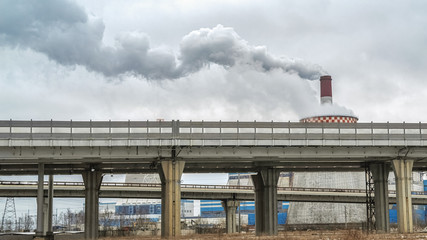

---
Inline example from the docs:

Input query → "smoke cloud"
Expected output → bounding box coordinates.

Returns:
[299,103,357,120]
[0,0,325,80]
[178,25,325,80]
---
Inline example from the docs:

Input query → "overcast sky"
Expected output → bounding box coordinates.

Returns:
[1,0,427,122]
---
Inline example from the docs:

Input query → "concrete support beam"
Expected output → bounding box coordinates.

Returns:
[43,197,48,234]
[158,160,185,238]
[222,200,239,234]
[83,169,103,240]
[370,163,390,233]
[251,168,280,236]
[36,163,45,237]
[47,175,54,238]
[392,159,414,233]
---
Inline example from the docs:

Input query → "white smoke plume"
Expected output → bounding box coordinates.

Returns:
[178,25,325,80]
[299,103,358,120]
[0,0,325,80]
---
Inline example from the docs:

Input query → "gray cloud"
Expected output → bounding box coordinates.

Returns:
[2,0,427,122]
[0,0,324,80]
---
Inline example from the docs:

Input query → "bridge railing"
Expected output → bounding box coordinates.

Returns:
[1,180,426,195]
[0,120,426,146]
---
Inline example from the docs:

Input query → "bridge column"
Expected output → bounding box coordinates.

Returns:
[251,169,280,236]
[392,159,414,233]
[83,169,103,240]
[42,175,54,239]
[36,163,45,238]
[158,160,185,238]
[222,200,239,234]
[370,163,390,233]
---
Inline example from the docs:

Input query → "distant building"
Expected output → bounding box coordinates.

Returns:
[199,173,290,225]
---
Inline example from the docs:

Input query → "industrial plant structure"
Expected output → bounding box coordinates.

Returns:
[289,75,365,225]
[114,75,425,230]
[300,75,358,123]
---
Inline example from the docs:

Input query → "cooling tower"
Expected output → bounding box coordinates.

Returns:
[125,173,160,184]
[287,75,365,226]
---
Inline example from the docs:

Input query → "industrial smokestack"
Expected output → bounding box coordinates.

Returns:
[300,74,358,123]
[320,75,332,104]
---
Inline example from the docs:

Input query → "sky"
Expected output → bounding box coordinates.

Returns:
[1,0,427,218]
[1,0,426,122]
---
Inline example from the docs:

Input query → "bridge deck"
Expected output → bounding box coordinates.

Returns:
[1,181,427,204]
[0,120,427,174]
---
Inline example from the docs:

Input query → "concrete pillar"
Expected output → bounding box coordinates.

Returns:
[47,175,54,238]
[43,197,49,234]
[158,160,185,238]
[370,163,390,233]
[392,159,414,233]
[83,169,103,240]
[222,200,239,234]
[36,163,45,237]
[251,168,280,236]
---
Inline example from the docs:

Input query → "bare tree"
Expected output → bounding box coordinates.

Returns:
[23,211,34,231]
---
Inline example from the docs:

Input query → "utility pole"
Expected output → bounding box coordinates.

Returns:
[238,202,241,233]
[55,208,58,227]
[237,173,241,233]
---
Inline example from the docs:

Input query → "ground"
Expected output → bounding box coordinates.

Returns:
[100,230,427,240]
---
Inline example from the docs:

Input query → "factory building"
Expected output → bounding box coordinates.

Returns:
[113,196,200,219]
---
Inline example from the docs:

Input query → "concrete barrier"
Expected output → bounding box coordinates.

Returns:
[0,234,33,240]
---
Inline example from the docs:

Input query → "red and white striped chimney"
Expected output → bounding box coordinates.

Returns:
[320,75,332,104]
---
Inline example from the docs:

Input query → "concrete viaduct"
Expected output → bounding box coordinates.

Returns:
[0,120,427,239]
[1,181,427,204]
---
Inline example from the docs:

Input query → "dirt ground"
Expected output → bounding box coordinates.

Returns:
[100,230,427,240]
